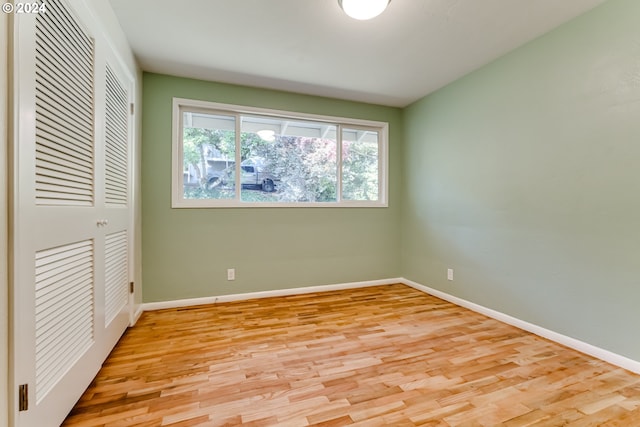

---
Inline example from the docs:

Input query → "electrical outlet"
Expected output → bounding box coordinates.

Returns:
[447,268,454,281]
[227,268,235,281]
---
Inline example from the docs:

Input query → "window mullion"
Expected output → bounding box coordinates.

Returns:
[336,124,342,203]
[175,106,185,205]
[235,113,242,201]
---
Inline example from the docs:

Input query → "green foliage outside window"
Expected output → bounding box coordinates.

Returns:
[182,126,379,203]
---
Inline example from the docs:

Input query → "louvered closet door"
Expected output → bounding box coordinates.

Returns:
[100,61,132,356]
[12,1,132,425]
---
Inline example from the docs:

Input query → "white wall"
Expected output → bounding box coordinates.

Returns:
[2,11,10,427]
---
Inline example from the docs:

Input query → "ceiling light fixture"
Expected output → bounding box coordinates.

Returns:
[338,0,391,20]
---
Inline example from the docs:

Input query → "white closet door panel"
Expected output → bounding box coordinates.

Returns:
[35,91,94,138]
[31,0,100,418]
[11,0,123,425]
[34,43,93,94]
[33,237,96,406]
[35,139,93,171]
[36,2,93,67]
[104,231,128,327]
[35,151,93,179]
[35,65,93,113]
[35,0,94,208]
[32,164,93,188]
[100,57,132,355]
[105,65,129,207]
[31,208,97,249]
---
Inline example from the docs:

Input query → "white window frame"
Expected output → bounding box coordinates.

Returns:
[172,98,389,208]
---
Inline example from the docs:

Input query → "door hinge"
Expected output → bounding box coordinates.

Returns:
[130,103,135,115]
[18,384,28,411]
[129,281,134,293]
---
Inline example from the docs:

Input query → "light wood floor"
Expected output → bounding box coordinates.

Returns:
[63,284,640,426]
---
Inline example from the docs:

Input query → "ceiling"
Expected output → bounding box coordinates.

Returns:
[108,0,607,107]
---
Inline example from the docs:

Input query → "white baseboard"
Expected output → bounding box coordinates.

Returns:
[401,278,640,375]
[142,278,403,312]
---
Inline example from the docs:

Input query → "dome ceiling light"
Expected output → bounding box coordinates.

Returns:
[338,0,391,20]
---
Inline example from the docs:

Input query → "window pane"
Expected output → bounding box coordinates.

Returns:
[342,129,379,201]
[182,111,236,200]
[240,116,337,203]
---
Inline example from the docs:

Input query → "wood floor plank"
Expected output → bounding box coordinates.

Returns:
[63,284,640,426]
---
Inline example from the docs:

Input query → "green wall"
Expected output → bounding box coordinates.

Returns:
[402,0,640,360]
[142,74,402,302]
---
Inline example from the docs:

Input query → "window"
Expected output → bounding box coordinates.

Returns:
[172,98,388,208]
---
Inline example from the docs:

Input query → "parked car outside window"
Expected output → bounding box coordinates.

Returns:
[206,157,279,192]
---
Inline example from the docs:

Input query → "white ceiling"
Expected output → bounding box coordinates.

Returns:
[108,0,607,107]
